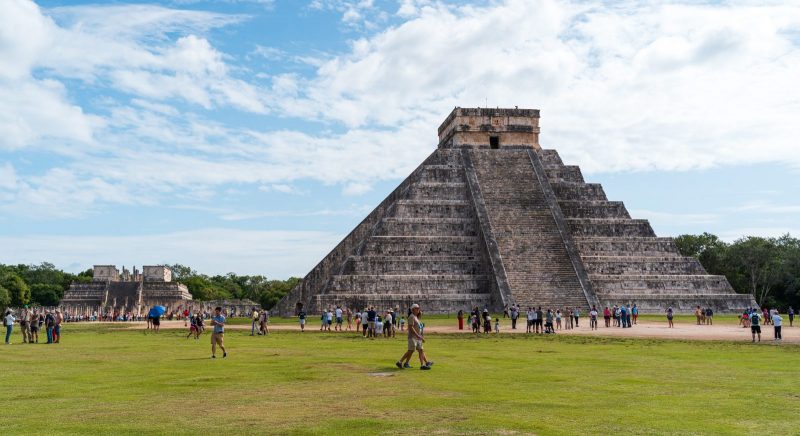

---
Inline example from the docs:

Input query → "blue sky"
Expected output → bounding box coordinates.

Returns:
[1,0,799,277]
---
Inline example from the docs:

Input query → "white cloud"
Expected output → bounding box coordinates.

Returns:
[342,181,373,196]
[281,1,800,174]
[258,184,308,195]
[0,228,342,277]
[3,0,800,222]
[0,163,17,190]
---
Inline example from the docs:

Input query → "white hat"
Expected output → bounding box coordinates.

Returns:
[411,304,420,310]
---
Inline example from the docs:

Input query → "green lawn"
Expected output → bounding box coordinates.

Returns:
[1,323,798,435]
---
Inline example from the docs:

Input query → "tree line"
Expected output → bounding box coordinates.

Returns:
[674,233,799,309]
[2,234,798,311]
[0,262,299,310]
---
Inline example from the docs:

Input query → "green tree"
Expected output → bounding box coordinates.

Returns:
[30,283,62,306]
[1,272,31,306]
[725,236,782,306]
[674,232,728,275]
[0,285,10,310]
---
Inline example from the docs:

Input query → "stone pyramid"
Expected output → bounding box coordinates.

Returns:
[276,108,756,315]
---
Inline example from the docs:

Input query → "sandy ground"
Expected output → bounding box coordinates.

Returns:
[130,319,800,344]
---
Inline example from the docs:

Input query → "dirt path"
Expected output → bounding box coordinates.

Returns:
[125,319,800,344]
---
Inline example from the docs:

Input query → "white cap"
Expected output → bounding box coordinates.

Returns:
[411,304,420,310]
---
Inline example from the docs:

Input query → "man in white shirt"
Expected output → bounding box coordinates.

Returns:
[335,306,343,331]
[4,310,15,344]
[772,312,783,341]
[526,308,534,333]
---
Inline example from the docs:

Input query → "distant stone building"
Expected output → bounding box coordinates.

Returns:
[61,265,193,315]
[276,107,756,315]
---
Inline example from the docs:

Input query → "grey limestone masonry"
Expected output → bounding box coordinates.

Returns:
[275,107,757,315]
[61,265,193,315]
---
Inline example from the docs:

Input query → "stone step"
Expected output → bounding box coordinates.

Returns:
[378,217,478,236]
[420,165,465,182]
[545,165,584,183]
[583,258,705,275]
[589,274,734,294]
[567,219,656,237]
[558,200,631,219]
[574,237,680,256]
[393,200,474,219]
[537,149,563,167]
[552,182,608,201]
[330,274,491,294]
[407,182,469,200]
[344,255,484,275]
[362,236,482,257]
[469,148,588,308]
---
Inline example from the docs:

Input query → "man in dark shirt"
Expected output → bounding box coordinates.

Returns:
[535,307,544,334]
[750,310,761,342]
[367,307,377,338]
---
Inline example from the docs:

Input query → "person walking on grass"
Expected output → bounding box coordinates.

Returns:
[250,308,259,336]
[632,304,639,325]
[706,307,713,325]
[750,309,761,343]
[396,304,433,370]
[772,311,782,341]
[788,306,794,327]
[666,307,674,328]
[298,308,307,332]
[260,309,269,335]
[211,307,227,359]
[535,307,543,334]
[346,307,353,331]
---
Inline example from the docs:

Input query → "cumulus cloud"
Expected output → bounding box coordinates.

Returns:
[2,0,800,222]
[283,0,800,174]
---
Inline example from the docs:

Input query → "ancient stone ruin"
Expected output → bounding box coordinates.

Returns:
[276,107,757,315]
[61,265,193,315]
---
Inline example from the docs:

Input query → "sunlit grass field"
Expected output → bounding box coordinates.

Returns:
[1,322,798,435]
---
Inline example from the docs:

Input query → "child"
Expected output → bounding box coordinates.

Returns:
[399,316,405,331]
[494,318,500,333]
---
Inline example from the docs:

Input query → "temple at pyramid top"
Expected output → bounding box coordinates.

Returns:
[276,107,756,316]
[438,107,541,149]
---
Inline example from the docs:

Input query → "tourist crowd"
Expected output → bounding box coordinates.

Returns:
[3,307,64,344]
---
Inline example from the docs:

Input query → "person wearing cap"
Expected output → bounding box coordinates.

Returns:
[396,304,433,370]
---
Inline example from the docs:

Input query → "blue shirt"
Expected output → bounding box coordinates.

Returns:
[212,315,225,333]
